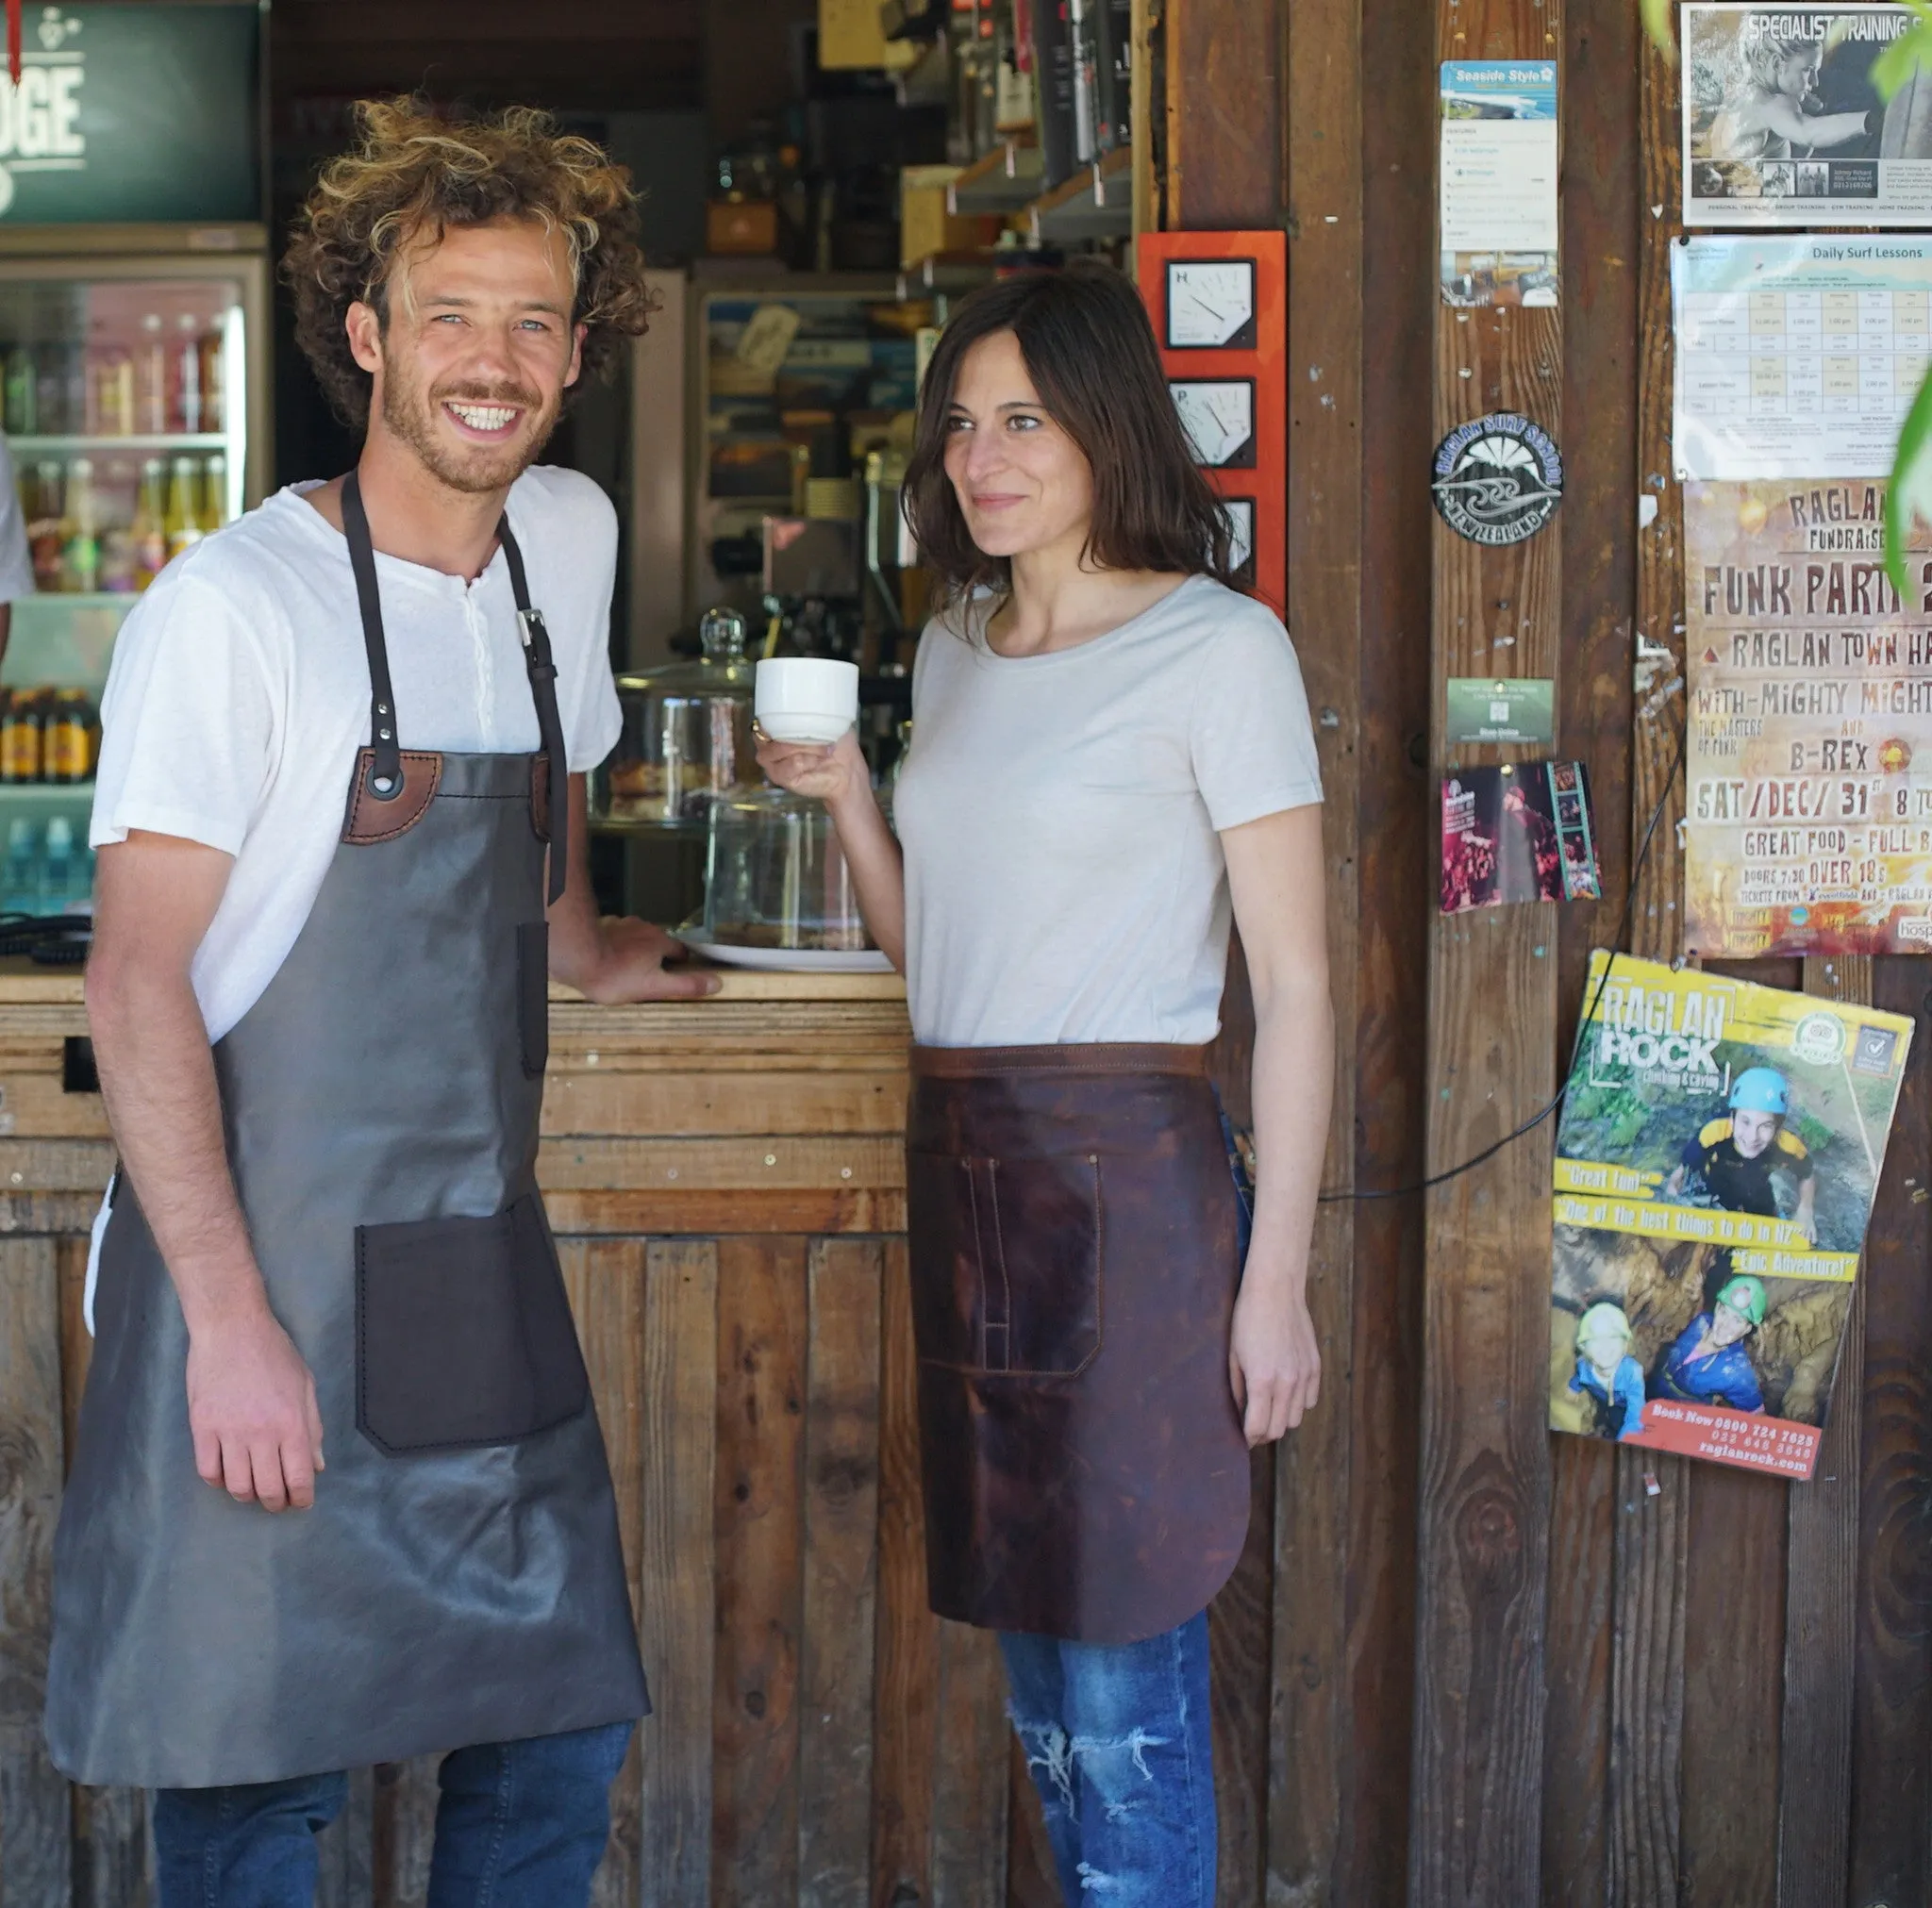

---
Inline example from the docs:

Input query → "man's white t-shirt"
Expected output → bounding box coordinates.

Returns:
[891,573,1324,1049]
[92,466,624,1043]
[0,435,37,603]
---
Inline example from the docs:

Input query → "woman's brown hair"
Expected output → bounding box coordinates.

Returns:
[283,97,655,427]
[901,259,1234,602]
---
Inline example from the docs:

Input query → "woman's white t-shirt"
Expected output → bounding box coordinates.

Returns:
[91,468,624,1044]
[891,574,1323,1049]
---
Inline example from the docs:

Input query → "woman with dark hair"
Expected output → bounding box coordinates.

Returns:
[758,260,1330,1902]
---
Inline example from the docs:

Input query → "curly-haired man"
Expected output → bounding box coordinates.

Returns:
[45,99,712,1908]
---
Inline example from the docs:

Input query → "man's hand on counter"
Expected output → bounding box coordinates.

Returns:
[549,773,721,1002]
[571,914,722,1003]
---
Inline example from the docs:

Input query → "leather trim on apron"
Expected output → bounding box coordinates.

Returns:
[44,474,646,1788]
[906,1041,1251,1646]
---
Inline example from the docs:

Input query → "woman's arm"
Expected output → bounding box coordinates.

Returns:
[1223,803,1334,1444]
[1754,96,1869,148]
[756,732,908,971]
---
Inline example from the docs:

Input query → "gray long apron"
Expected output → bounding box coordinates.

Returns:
[44,475,648,1788]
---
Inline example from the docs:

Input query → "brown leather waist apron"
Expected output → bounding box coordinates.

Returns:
[906,1041,1250,1645]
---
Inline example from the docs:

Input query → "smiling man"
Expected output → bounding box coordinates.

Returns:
[43,101,712,1908]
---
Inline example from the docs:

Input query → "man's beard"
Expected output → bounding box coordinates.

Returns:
[379,353,558,495]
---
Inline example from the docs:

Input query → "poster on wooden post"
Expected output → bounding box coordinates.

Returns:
[1683,477,1932,956]
[1549,952,1911,1481]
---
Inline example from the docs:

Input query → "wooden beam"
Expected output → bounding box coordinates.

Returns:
[1346,0,1439,1889]
[1411,1,1562,1900]
[1163,0,1284,228]
[1775,955,1871,1903]
[1609,21,1692,1902]
[1268,0,1363,1897]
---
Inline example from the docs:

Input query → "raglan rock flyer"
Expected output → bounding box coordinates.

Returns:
[1550,952,1910,1481]
[1685,476,1932,956]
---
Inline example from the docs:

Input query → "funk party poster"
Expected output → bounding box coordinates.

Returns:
[1550,953,1910,1481]
[1686,478,1932,956]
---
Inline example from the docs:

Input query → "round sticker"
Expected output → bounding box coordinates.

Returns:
[1792,1010,1847,1067]
[1431,412,1564,546]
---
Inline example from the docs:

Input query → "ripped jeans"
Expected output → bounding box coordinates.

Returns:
[999,1610,1217,1903]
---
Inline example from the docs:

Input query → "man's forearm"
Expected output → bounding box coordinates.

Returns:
[89,962,265,1330]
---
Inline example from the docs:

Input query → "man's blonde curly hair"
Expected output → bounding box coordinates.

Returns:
[284,97,655,427]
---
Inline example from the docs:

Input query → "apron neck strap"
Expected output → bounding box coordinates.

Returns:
[498,515,571,905]
[339,473,570,904]
[340,471,402,800]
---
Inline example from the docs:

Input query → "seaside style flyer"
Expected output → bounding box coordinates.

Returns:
[1549,953,1911,1481]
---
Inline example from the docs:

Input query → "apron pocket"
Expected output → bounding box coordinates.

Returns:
[907,1151,1104,1378]
[518,921,549,1078]
[355,1194,589,1454]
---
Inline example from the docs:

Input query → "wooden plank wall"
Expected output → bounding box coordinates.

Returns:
[1412,1,1563,1902]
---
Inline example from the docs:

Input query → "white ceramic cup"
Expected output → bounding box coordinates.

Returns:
[755,656,860,745]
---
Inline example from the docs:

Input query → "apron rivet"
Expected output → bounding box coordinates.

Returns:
[765,1153,777,1167]
[841,1167,853,1179]
[373,775,394,794]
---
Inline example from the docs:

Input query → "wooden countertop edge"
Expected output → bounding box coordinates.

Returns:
[0,956,907,1008]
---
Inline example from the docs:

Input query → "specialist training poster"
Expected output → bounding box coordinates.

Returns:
[1685,5,1932,226]
[1550,953,1910,1482]
[1685,478,1932,956]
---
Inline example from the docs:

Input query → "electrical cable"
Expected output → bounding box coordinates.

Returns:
[1318,721,1690,1204]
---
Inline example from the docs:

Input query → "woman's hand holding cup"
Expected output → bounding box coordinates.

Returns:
[755,727,869,813]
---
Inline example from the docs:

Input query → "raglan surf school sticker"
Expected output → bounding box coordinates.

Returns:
[1431,412,1564,546]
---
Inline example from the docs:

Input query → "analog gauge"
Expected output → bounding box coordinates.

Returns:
[1165,258,1257,350]
[1169,380,1257,468]
[1220,497,1256,584]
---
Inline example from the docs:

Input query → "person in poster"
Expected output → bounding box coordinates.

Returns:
[1663,1066,1819,1239]
[1567,1302,1650,1441]
[1651,1275,1771,1413]
[1704,26,1873,167]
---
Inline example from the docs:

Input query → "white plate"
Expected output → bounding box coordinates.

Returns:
[680,936,894,973]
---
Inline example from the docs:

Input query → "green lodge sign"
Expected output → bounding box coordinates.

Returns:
[0,6,259,224]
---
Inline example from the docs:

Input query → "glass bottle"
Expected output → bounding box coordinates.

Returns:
[132,456,167,587]
[164,454,205,558]
[28,458,62,592]
[47,689,95,782]
[90,340,134,438]
[3,816,36,912]
[1,691,43,783]
[203,451,227,528]
[198,325,224,435]
[137,313,168,434]
[61,456,98,593]
[41,816,73,914]
[175,312,203,433]
[4,340,36,436]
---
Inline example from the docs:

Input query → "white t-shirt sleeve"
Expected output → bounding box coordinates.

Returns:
[0,436,35,603]
[1189,606,1324,831]
[90,566,280,855]
[539,474,623,774]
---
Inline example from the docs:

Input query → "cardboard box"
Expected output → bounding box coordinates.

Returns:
[899,165,1003,270]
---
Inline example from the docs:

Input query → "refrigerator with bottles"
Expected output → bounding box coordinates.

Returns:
[0,0,267,929]
[0,231,269,925]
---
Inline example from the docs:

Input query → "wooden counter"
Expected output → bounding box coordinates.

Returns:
[0,965,1026,1908]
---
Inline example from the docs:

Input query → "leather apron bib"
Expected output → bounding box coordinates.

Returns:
[906,1041,1251,1646]
[45,475,647,1788]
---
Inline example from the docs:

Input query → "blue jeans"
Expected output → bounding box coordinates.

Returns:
[152,1720,633,1908]
[1001,1611,1218,1905]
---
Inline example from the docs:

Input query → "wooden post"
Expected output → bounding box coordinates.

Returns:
[1269,0,1364,1900]
[1411,1,1561,1900]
